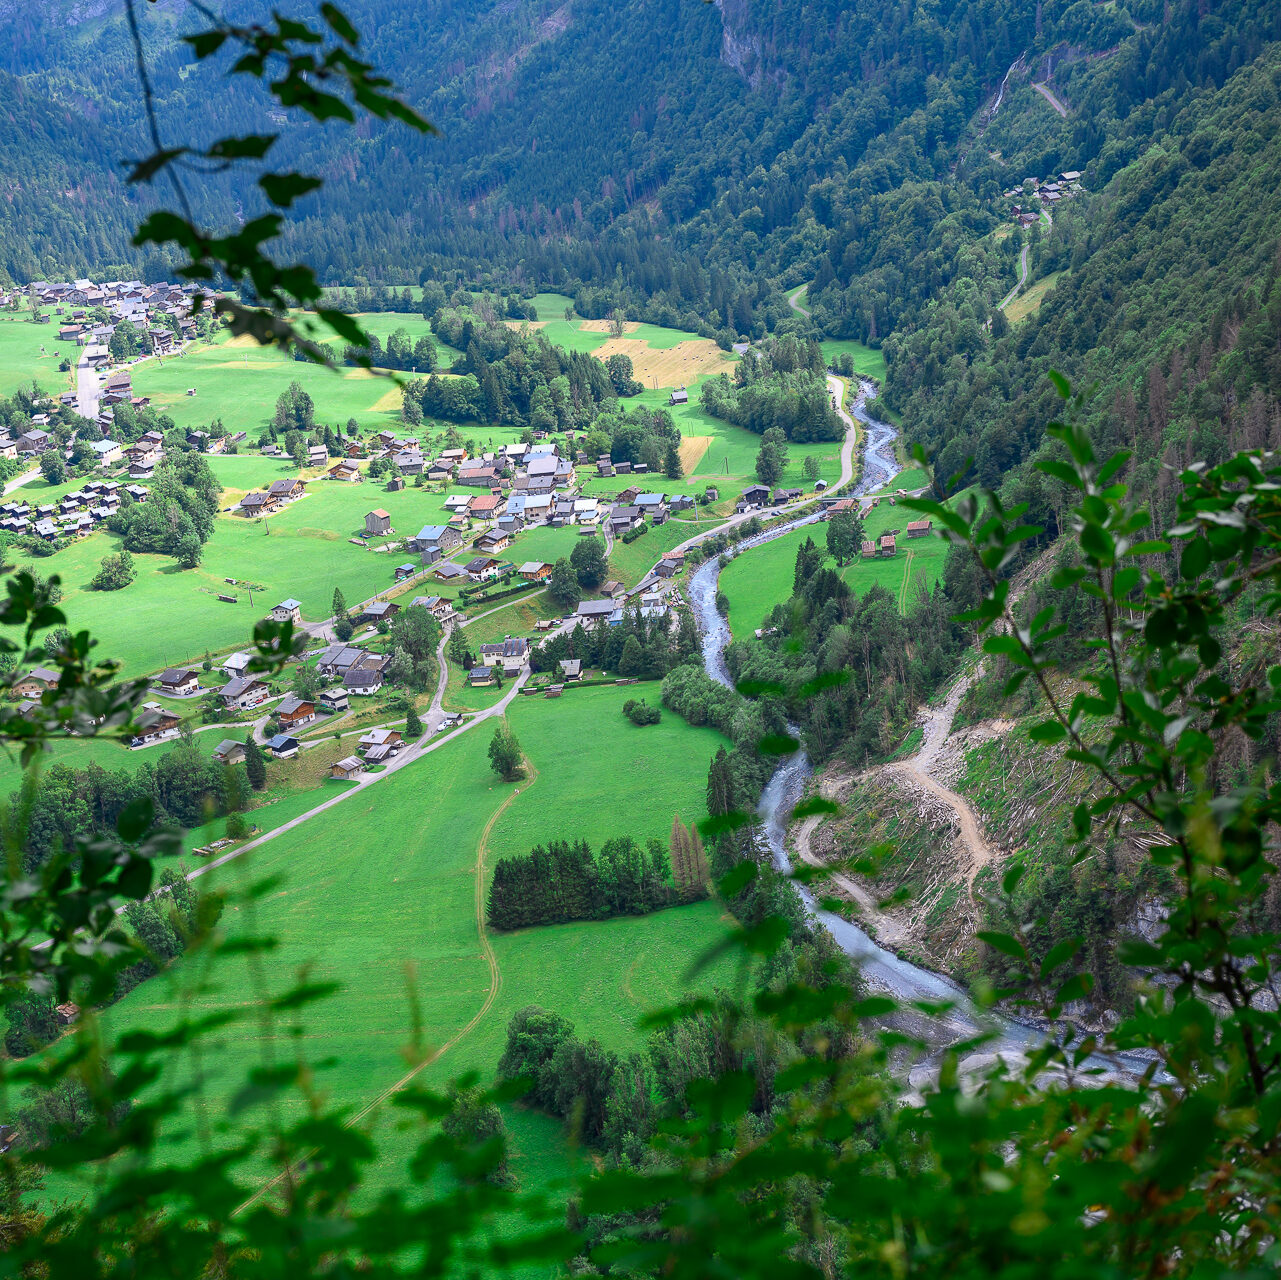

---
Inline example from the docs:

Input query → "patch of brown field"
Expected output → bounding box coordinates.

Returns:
[223,334,260,349]
[502,318,551,330]
[592,336,735,388]
[579,318,639,334]
[371,386,403,412]
[678,435,712,473]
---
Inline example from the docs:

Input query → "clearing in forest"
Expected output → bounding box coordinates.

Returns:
[1006,270,1066,324]
[593,335,735,388]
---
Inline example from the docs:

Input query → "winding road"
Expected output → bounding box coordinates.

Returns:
[998,243,1031,311]
[1032,81,1069,117]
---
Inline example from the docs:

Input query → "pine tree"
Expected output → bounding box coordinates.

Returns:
[332,586,347,618]
[670,814,691,894]
[405,704,423,736]
[243,738,267,791]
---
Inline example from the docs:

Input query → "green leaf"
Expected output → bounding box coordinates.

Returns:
[320,1,360,43]
[258,172,323,208]
[1180,537,1211,580]
[1047,370,1071,399]
[977,930,1027,960]
[1028,719,1066,743]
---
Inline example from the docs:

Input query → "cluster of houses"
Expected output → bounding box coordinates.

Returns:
[0,478,146,542]
[1004,170,1084,225]
[30,278,200,351]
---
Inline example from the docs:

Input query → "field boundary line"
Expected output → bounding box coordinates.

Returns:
[232,725,537,1217]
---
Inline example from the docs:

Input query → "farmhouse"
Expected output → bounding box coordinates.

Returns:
[609,505,643,535]
[575,599,616,625]
[343,655,388,695]
[479,636,529,676]
[558,658,583,682]
[272,598,303,624]
[519,561,551,582]
[213,740,247,765]
[906,519,933,537]
[414,524,462,554]
[434,562,467,582]
[156,667,200,697]
[363,600,400,623]
[359,728,403,757]
[276,694,316,729]
[364,509,392,535]
[739,484,770,508]
[328,460,362,482]
[239,492,276,516]
[467,666,496,687]
[457,463,500,488]
[468,493,502,517]
[669,386,688,406]
[308,444,329,468]
[268,478,306,503]
[11,667,60,698]
[132,702,181,745]
[330,754,365,781]
[217,677,270,710]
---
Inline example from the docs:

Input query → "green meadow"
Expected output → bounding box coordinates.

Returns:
[0,308,78,400]
[820,338,887,383]
[719,501,950,640]
[67,688,735,1206]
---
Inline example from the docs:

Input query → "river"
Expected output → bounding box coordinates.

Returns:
[686,382,1158,1074]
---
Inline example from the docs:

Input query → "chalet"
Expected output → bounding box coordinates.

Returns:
[276,694,316,729]
[221,651,253,679]
[390,449,424,475]
[125,484,149,503]
[653,559,679,580]
[364,508,392,536]
[331,756,364,780]
[575,599,616,625]
[213,740,247,765]
[157,666,200,697]
[343,662,386,696]
[394,562,417,582]
[457,464,500,488]
[434,562,468,582]
[218,676,271,711]
[359,727,403,758]
[465,556,501,582]
[559,658,583,682]
[879,534,897,557]
[268,477,306,503]
[772,487,802,505]
[479,637,529,677]
[272,598,303,624]
[426,463,452,483]
[362,601,399,626]
[318,687,349,713]
[55,1002,80,1027]
[308,444,329,468]
[129,458,156,480]
[609,505,643,535]
[468,493,503,518]
[266,733,300,759]
[90,438,123,466]
[906,519,933,538]
[344,440,366,459]
[740,484,770,508]
[635,493,667,518]
[18,428,52,454]
[328,460,362,482]
[669,386,688,406]
[413,524,462,556]
[601,579,626,600]
[387,476,406,492]
[669,494,695,512]
[467,666,496,687]
[239,491,276,516]
[11,667,60,699]
[814,479,828,491]
[519,561,551,582]
[475,530,510,555]
[443,494,472,514]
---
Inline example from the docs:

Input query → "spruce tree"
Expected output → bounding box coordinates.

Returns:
[405,704,423,736]
[243,737,267,791]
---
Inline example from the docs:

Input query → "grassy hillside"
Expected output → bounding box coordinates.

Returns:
[52,689,733,1206]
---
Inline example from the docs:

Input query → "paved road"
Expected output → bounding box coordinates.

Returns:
[998,243,1030,311]
[3,469,41,495]
[787,284,812,319]
[1032,81,1068,117]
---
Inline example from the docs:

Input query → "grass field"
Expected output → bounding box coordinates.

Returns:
[719,502,951,640]
[820,339,887,383]
[62,690,735,1209]
[0,307,77,399]
[1007,270,1067,324]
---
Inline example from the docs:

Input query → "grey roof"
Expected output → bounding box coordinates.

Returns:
[343,667,382,689]
[277,694,311,715]
[214,739,244,757]
[317,644,365,670]
[267,734,299,751]
[159,667,198,684]
[220,676,266,698]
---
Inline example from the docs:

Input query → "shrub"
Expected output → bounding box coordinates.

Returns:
[623,698,661,725]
